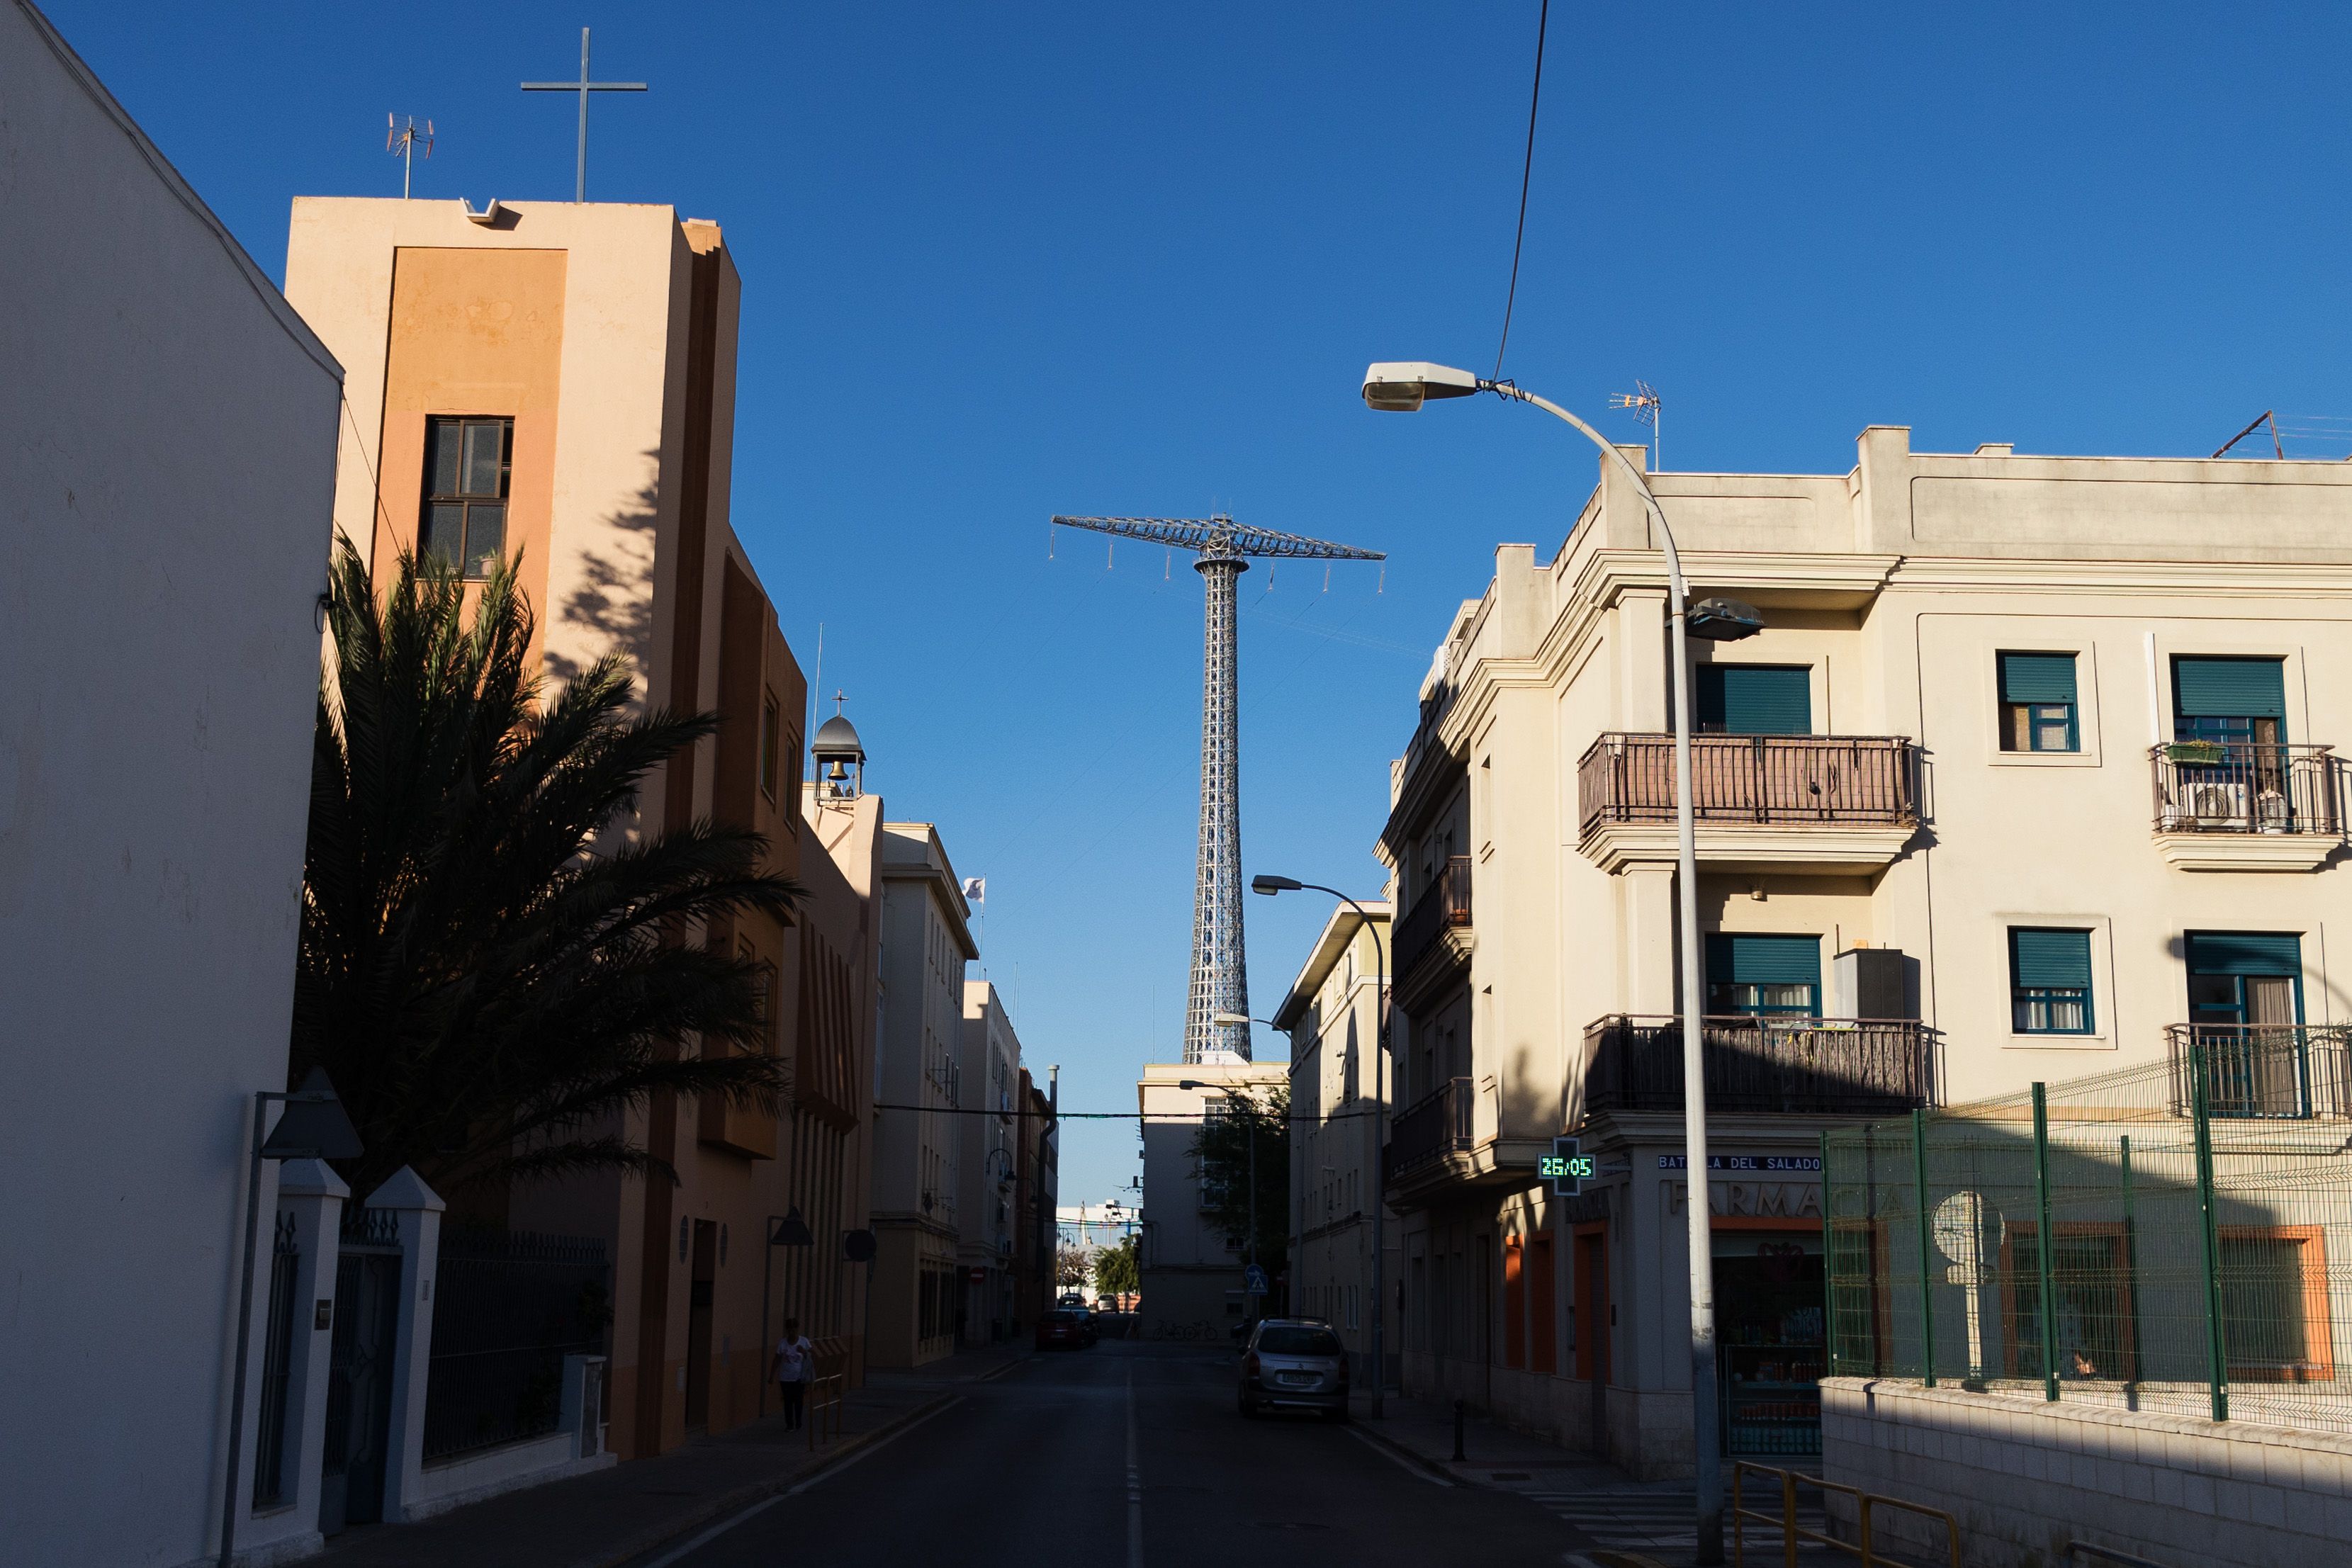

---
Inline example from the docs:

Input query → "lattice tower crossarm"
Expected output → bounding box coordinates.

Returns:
[1049,514,1385,1064]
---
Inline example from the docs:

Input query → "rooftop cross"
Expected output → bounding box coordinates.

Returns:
[521,27,646,203]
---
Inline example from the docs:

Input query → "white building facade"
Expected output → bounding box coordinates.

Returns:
[1136,1061,1288,1340]
[955,981,1026,1341]
[0,8,346,1564]
[1383,427,2352,1476]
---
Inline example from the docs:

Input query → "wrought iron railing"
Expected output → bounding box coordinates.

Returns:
[423,1228,611,1462]
[253,1212,300,1507]
[2149,743,2340,835]
[1582,1015,1937,1117]
[1394,856,1472,977]
[1384,1076,1475,1182]
[1577,733,1919,836]
[2165,1023,2352,1119]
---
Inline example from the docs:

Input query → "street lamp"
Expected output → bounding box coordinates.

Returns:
[1362,361,1759,1564]
[1249,874,1390,1419]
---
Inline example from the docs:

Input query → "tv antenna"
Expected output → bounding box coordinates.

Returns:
[386,115,434,201]
[2212,409,2284,461]
[1610,380,1662,472]
[1047,514,1382,1065]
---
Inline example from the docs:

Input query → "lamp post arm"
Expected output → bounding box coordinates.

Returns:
[1473,380,1721,1561]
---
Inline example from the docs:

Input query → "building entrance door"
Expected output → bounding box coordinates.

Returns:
[1714,1229,1825,1458]
[319,1237,400,1534]
[1574,1226,1609,1455]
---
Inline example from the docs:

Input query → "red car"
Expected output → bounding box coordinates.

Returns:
[1035,1309,1091,1350]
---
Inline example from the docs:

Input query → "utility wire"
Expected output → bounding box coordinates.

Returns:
[1492,0,1551,380]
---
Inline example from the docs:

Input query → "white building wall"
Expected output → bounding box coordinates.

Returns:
[0,7,343,1564]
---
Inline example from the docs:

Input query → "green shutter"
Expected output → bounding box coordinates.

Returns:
[2173,657,2286,719]
[1708,933,1823,986]
[2010,928,2092,990]
[1999,653,2077,705]
[2185,931,2302,978]
[1696,665,1812,735]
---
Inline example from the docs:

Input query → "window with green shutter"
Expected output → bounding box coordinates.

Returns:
[1998,652,2079,753]
[2010,927,2093,1034]
[1705,933,1822,1017]
[1694,665,1812,735]
[2173,656,2288,747]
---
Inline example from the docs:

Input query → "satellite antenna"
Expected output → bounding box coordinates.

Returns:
[387,115,434,200]
[1610,380,1662,472]
[1047,514,1383,1064]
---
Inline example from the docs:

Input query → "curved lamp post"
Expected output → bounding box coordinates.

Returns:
[1249,874,1390,1419]
[1361,361,1760,1564]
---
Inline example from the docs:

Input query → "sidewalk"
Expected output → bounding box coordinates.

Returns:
[1346,1389,1842,1568]
[310,1343,1030,1568]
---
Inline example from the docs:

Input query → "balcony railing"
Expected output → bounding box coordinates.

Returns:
[1582,1015,1937,1118]
[1383,1076,1474,1182]
[1394,855,1472,977]
[2166,1023,2352,1119]
[1577,734,1919,837]
[2149,743,2341,835]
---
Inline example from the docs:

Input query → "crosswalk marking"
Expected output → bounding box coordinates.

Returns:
[1502,1484,1838,1557]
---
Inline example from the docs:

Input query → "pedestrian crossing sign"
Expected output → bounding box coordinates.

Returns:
[1539,1135,1594,1196]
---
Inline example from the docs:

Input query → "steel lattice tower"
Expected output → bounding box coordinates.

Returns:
[1050,514,1384,1063]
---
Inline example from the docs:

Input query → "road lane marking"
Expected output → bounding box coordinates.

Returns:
[1125,1365,1144,1568]
[1341,1424,1453,1485]
[634,1396,967,1568]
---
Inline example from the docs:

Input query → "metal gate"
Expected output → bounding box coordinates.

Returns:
[320,1209,402,1535]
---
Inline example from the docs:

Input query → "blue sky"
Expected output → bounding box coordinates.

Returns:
[49,1,2352,1205]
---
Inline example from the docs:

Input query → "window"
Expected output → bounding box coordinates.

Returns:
[2219,1227,2334,1381]
[2009,927,2093,1034]
[1998,652,2078,752]
[2173,655,2288,749]
[1705,934,1822,1017]
[421,416,512,578]
[2185,931,2306,1117]
[2001,1223,2135,1382]
[758,691,781,801]
[1503,1235,1526,1369]
[1694,664,1811,735]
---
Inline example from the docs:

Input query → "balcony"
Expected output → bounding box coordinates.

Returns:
[2166,1023,2352,1119]
[1384,1076,1475,1183]
[1393,855,1473,1009]
[2149,743,2343,871]
[1581,1015,1937,1119]
[1576,733,1920,875]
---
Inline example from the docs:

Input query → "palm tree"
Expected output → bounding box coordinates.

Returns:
[294,541,801,1198]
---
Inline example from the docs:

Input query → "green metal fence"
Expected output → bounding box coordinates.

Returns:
[1823,1030,2352,1433]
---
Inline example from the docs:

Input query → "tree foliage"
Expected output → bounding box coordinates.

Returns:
[1054,1245,1094,1287]
[294,542,803,1197]
[1093,1234,1141,1298]
[1187,1083,1291,1265]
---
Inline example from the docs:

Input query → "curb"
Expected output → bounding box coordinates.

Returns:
[1344,1412,1468,1487]
[578,1391,957,1568]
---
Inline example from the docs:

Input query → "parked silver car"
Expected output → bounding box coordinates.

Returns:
[1237,1318,1349,1421]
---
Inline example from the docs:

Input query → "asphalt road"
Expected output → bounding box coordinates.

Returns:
[633,1340,1600,1568]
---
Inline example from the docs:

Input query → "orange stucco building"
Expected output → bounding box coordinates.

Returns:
[284,198,874,1460]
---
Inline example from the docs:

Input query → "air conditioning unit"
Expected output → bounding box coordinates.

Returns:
[2188,782,2248,827]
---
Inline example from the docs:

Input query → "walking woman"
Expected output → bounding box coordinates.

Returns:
[772,1316,814,1430]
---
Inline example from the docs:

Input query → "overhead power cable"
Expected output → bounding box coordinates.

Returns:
[1492,0,1551,380]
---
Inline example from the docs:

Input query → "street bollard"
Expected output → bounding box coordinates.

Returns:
[1452,1399,1465,1462]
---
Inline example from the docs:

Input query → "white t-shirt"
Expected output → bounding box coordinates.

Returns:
[776,1336,814,1382]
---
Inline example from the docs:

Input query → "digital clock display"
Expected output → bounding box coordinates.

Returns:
[1542,1136,1594,1195]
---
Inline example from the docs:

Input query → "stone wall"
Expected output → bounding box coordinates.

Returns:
[1820,1377,2352,1567]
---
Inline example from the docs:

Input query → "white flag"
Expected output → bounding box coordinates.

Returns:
[962,876,986,903]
